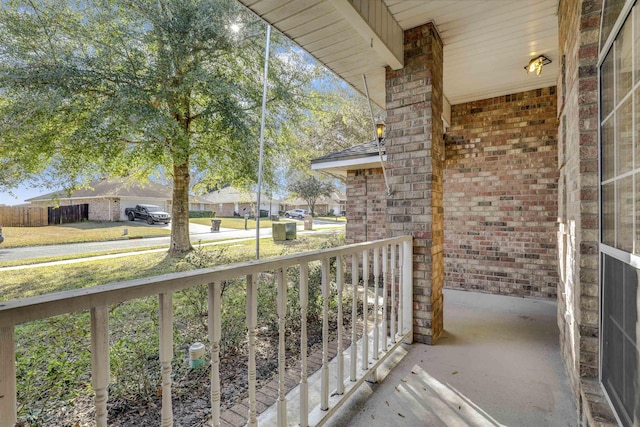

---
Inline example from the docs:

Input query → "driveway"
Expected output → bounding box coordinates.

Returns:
[0,221,344,263]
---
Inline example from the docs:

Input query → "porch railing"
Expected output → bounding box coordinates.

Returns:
[0,236,413,427]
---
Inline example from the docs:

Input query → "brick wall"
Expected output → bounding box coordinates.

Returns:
[345,168,387,245]
[385,22,444,344]
[444,87,559,298]
[557,0,616,424]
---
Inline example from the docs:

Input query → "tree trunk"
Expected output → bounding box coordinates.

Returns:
[171,161,192,254]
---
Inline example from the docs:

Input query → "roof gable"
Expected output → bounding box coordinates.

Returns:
[26,178,172,202]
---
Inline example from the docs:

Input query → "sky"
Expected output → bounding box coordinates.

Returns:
[0,183,56,206]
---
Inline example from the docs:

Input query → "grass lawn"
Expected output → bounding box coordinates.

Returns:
[1,221,170,248]
[0,233,343,300]
[316,216,346,222]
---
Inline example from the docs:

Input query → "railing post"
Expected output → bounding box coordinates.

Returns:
[390,244,396,343]
[402,239,413,343]
[91,306,110,427]
[0,326,17,427]
[208,282,222,427]
[247,275,258,427]
[336,256,345,395]
[159,293,174,427]
[321,258,330,411]
[381,245,388,352]
[299,264,309,427]
[373,247,379,360]
[276,268,287,427]
[362,249,369,371]
[350,252,358,382]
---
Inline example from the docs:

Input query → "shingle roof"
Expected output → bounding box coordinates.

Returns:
[26,178,172,201]
[310,140,385,164]
[201,187,281,204]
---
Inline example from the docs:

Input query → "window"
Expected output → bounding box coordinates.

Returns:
[599,2,640,426]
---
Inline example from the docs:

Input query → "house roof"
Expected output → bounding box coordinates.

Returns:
[285,191,346,206]
[26,178,172,202]
[202,187,281,204]
[311,140,385,176]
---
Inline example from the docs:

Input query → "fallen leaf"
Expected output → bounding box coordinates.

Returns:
[394,385,400,392]
[385,401,389,406]
[401,378,407,382]
[398,413,405,418]
[452,371,458,375]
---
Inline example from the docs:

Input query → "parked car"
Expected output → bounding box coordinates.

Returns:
[125,204,171,225]
[284,208,308,219]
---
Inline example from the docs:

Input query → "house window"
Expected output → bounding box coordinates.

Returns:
[599,2,640,426]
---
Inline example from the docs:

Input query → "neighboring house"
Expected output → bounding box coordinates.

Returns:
[283,191,346,216]
[188,196,217,213]
[26,178,173,222]
[201,187,281,217]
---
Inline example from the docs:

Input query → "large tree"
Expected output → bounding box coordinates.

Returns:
[0,0,315,253]
[282,76,383,181]
[289,176,334,216]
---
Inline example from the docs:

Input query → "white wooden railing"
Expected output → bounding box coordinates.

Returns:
[0,236,413,427]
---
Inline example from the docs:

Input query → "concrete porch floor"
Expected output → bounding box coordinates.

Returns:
[257,288,578,426]
[324,289,577,427]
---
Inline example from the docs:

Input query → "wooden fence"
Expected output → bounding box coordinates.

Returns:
[48,204,89,225]
[0,206,48,227]
[0,204,89,227]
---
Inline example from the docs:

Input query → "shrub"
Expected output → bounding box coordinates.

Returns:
[188,210,215,218]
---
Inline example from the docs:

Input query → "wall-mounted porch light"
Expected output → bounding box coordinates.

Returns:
[376,121,385,143]
[525,55,552,76]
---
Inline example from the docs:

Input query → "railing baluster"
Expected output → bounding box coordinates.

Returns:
[373,247,379,360]
[247,275,258,427]
[276,268,287,427]
[208,282,222,427]
[402,239,413,343]
[0,326,17,427]
[336,256,345,395]
[159,293,173,427]
[91,306,110,427]
[398,244,404,338]
[350,252,358,382]
[321,258,330,410]
[362,249,369,371]
[299,264,309,427]
[390,244,397,343]
[382,245,388,352]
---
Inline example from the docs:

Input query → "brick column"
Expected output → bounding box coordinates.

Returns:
[385,23,444,345]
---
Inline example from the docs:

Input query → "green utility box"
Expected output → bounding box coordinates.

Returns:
[272,222,296,241]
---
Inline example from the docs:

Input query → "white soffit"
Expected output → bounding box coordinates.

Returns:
[237,0,559,106]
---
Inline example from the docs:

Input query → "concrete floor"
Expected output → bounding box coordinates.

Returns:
[261,289,578,427]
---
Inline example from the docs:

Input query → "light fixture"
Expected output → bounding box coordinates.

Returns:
[525,55,551,76]
[376,121,385,142]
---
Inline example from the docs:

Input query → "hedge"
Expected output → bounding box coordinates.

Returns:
[188,210,215,218]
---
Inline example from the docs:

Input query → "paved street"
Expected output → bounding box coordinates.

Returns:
[0,220,344,264]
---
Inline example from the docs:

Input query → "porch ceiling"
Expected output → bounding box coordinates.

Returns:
[237,0,559,106]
